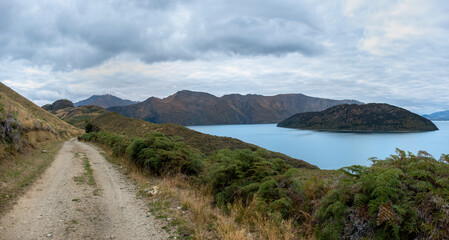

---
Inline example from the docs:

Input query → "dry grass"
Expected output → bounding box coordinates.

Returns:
[0,141,64,216]
[0,82,82,160]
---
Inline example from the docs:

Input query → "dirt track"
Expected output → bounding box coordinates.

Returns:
[0,139,168,240]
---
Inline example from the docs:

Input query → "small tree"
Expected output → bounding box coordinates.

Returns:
[85,122,100,133]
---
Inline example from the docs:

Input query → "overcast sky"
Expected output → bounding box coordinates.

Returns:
[1,0,448,114]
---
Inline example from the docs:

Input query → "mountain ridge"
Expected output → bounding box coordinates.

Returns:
[74,94,138,108]
[108,90,363,125]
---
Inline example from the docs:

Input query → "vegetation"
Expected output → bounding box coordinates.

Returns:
[79,131,203,176]
[80,130,449,239]
[315,150,449,239]
[83,112,316,169]
[0,102,25,157]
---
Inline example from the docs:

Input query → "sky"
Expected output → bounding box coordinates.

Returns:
[0,0,448,114]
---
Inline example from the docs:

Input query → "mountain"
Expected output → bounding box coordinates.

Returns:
[277,103,438,132]
[107,90,362,125]
[74,94,138,108]
[423,110,449,121]
[42,99,74,113]
[0,82,81,160]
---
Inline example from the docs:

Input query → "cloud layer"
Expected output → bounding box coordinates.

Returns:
[1,0,448,114]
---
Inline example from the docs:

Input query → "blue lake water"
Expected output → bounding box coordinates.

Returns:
[188,121,449,170]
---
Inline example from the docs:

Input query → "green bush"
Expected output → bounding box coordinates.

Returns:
[315,149,449,240]
[204,149,304,219]
[80,131,203,176]
[85,122,100,133]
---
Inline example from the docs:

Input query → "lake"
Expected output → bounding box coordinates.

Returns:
[188,121,449,170]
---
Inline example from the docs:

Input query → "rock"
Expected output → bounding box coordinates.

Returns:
[147,186,160,196]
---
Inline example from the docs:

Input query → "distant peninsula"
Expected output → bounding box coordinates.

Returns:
[277,103,438,132]
[423,110,449,121]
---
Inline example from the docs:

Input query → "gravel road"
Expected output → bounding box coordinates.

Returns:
[0,139,169,240]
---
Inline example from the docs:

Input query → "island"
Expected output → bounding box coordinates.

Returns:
[277,103,438,132]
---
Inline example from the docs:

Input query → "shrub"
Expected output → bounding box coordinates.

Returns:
[0,107,23,154]
[80,131,203,176]
[315,149,449,239]
[85,122,100,133]
[204,149,304,219]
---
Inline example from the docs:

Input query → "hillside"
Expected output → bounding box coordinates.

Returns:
[0,82,82,159]
[74,94,138,108]
[278,103,438,132]
[55,105,109,129]
[82,111,317,169]
[107,90,362,125]
[423,110,449,120]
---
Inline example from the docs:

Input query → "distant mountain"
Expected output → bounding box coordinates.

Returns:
[74,94,138,108]
[42,99,74,113]
[278,103,438,132]
[423,110,449,121]
[107,90,362,125]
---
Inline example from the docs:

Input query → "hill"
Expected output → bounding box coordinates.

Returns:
[76,111,316,169]
[0,82,82,159]
[278,103,438,132]
[42,99,74,113]
[55,105,109,129]
[74,94,138,108]
[107,90,362,125]
[423,110,449,121]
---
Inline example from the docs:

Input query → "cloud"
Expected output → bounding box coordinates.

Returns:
[0,0,325,70]
[0,0,448,115]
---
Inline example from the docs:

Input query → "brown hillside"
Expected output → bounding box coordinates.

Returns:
[55,105,108,129]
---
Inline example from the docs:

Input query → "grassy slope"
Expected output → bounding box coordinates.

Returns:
[0,82,82,149]
[55,105,108,129]
[89,112,317,169]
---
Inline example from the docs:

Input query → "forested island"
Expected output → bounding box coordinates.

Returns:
[278,103,438,132]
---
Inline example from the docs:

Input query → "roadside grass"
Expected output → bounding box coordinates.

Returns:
[0,141,64,216]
